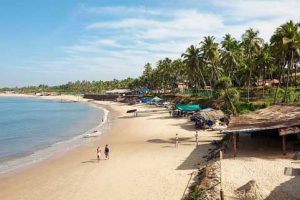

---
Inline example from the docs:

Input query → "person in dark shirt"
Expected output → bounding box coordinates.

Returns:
[104,144,110,159]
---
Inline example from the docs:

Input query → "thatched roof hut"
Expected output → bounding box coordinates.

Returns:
[224,105,300,133]
[222,105,300,156]
[199,108,225,121]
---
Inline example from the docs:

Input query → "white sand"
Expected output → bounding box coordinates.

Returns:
[0,94,221,200]
[222,134,300,199]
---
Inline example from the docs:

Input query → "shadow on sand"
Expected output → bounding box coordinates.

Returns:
[265,176,300,199]
[224,133,300,160]
[176,143,212,170]
[147,137,193,144]
[81,159,101,164]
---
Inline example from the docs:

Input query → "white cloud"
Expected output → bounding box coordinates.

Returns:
[44,1,300,82]
[82,5,164,16]
[215,0,300,20]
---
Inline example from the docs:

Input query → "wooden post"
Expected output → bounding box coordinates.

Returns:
[237,133,240,148]
[220,150,224,200]
[282,135,286,155]
[233,133,237,157]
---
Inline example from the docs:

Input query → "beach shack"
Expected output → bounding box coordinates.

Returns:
[105,89,132,96]
[191,108,225,129]
[222,105,300,156]
[173,104,201,117]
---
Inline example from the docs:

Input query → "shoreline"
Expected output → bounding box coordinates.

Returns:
[0,94,221,200]
[0,93,111,176]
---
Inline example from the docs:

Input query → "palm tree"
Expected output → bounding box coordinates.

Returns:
[221,34,244,79]
[271,21,300,103]
[200,36,222,84]
[256,43,274,97]
[242,28,264,102]
[181,45,207,90]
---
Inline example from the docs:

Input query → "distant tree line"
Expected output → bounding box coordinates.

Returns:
[2,20,300,106]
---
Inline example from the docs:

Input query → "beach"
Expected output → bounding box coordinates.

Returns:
[0,94,221,200]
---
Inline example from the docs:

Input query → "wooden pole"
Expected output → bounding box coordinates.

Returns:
[233,133,237,157]
[282,135,286,155]
[220,150,225,200]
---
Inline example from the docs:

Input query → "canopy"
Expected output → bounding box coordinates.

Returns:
[152,96,164,102]
[141,98,152,103]
[201,108,214,112]
[137,88,151,94]
[106,89,132,94]
[176,104,201,111]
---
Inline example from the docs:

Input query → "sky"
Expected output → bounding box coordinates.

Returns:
[0,0,300,87]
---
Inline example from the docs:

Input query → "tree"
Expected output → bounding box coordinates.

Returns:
[182,45,207,90]
[221,34,244,79]
[271,21,300,103]
[200,36,222,85]
[242,28,264,102]
[256,43,274,97]
[214,76,238,116]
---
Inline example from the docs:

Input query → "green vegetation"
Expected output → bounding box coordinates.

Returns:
[1,20,300,114]
[236,102,269,115]
[187,188,204,200]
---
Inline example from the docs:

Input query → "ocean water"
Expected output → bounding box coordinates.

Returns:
[0,97,106,173]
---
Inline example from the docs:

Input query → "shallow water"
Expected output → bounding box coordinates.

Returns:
[0,97,104,173]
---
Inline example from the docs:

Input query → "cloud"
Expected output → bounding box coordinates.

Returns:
[82,5,164,16]
[35,1,300,83]
[215,0,300,20]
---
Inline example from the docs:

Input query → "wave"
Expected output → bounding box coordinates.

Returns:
[0,104,110,175]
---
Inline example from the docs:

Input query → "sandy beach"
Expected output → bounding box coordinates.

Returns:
[221,134,300,200]
[0,94,221,200]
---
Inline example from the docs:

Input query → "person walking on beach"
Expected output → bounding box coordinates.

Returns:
[97,147,102,161]
[104,144,110,159]
[195,131,199,147]
[175,134,179,148]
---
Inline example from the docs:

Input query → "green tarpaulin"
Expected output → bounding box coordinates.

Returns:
[176,104,201,111]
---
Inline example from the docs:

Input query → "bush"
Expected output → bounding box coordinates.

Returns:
[235,103,268,114]
[286,88,296,103]
[188,188,204,200]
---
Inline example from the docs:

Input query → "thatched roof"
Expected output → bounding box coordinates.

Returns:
[199,109,225,120]
[223,105,300,133]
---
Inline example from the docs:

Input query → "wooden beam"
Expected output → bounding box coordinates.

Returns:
[233,133,237,157]
[282,135,286,155]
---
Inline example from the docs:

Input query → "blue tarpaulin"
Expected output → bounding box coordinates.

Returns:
[141,98,152,103]
[137,88,151,94]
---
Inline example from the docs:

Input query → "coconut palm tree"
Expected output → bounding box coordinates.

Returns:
[256,43,274,97]
[200,36,222,84]
[242,28,264,102]
[271,20,300,103]
[221,34,244,79]
[181,45,207,90]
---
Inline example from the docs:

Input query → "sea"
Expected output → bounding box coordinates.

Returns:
[0,96,107,174]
